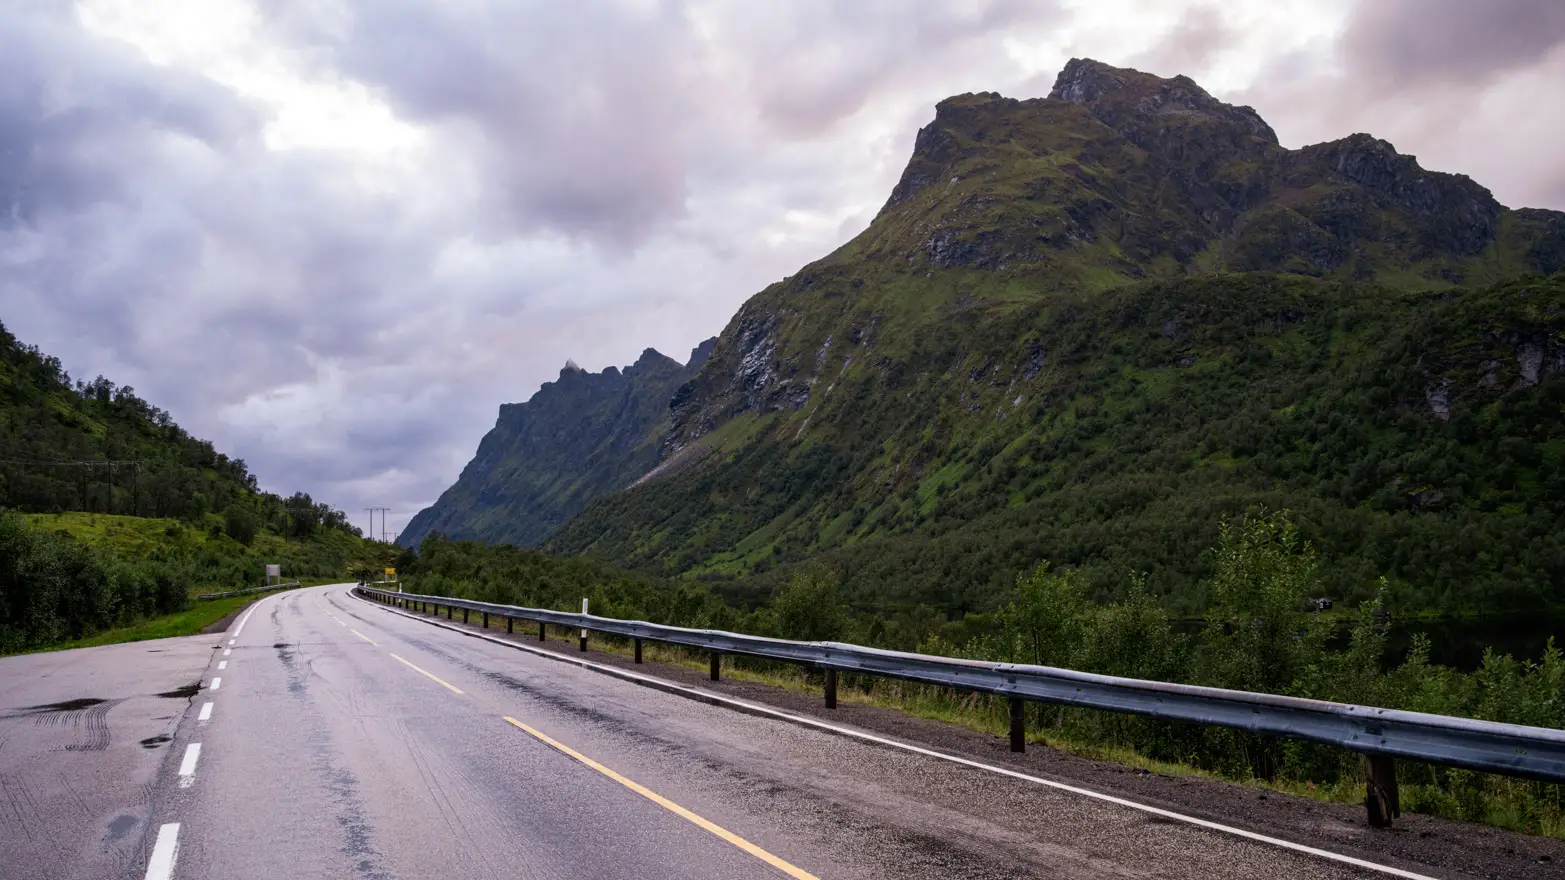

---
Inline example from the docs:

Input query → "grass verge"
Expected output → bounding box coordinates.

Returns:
[11,578,346,655]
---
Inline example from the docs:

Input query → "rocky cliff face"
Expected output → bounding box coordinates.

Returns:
[399,339,714,548]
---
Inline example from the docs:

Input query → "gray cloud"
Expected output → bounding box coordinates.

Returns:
[1127,4,1232,80]
[1342,0,1565,89]
[4,1,1562,540]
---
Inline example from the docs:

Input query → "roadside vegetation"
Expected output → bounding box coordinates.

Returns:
[405,510,1565,838]
[0,509,387,654]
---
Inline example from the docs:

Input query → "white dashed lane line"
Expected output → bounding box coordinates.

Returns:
[198,702,213,723]
[217,660,226,670]
[210,677,221,691]
[143,823,180,880]
[177,744,201,789]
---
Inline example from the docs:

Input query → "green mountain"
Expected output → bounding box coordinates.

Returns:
[545,59,1565,617]
[399,339,716,548]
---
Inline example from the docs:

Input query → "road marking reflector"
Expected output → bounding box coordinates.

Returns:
[143,823,180,880]
[217,660,227,670]
[177,743,201,788]
[198,702,213,722]
[350,628,377,645]
[502,716,818,880]
[210,677,221,691]
[389,653,464,694]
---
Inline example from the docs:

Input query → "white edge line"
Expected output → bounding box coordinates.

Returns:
[354,589,1439,880]
[210,677,221,691]
[177,743,201,787]
[143,822,180,880]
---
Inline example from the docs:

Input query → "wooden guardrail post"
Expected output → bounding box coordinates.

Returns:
[1009,696,1026,753]
[634,638,643,663]
[709,653,721,681]
[1365,755,1400,828]
[824,668,838,709]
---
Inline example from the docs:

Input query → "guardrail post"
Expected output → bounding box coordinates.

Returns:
[634,638,643,664]
[710,653,721,681]
[1009,696,1026,753]
[579,629,588,652]
[506,616,513,634]
[463,608,469,624]
[539,621,546,642]
[482,612,488,629]
[824,668,838,709]
[1365,755,1400,828]
[447,605,453,619]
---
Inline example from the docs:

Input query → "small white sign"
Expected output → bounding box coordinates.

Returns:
[264,564,281,578]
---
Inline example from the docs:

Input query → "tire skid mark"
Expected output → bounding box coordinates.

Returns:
[275,615,393,879]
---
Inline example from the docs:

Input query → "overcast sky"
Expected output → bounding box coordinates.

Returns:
[4,0,1563,539]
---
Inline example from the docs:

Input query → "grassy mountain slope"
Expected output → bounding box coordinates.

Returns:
[400,340,715,548]
[546,60,1565,618]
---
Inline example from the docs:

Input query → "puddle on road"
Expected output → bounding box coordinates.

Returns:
[105,814,138,842]
[139,735,172,749]
[156,684,201,699]
[24,698,106,712]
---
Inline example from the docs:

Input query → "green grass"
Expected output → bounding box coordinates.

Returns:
[21,592,278,653]
[10,577,346,655]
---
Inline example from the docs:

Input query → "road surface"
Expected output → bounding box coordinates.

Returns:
[0,584,1552,879]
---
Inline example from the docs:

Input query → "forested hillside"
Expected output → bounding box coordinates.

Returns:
[0,319,380,652]
[546,60,1565,619]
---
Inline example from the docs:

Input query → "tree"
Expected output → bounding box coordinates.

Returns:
[224,505,257,546]
[772,566,848,641]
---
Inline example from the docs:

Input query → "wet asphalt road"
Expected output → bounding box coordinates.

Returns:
[1,584,1480,879]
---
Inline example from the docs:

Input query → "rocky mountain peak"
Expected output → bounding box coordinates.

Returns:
[1298,133,1502,255]
[1049,57,1277,144]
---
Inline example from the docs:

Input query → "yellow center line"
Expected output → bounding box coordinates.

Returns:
[390,654,465,694]
[349,628,377,645]
[502,716,818,880]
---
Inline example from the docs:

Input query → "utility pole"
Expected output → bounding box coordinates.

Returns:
[366,507,390,543]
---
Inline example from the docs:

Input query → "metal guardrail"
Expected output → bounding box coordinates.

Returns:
[197,582,300,600]
[355,586,1565,827]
